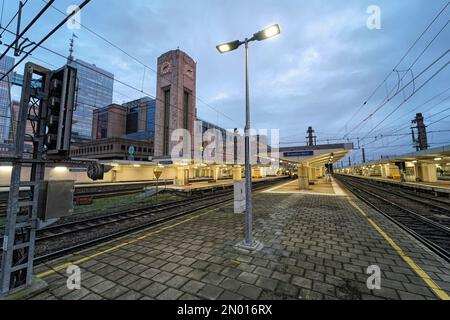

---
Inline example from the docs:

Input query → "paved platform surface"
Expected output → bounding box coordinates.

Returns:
[29,186,450,300]
[263,177,346,196]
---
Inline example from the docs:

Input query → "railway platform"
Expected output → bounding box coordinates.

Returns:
[337,174,450,197]
[165,176,286,193]
[262,177,347,196]
[26,180,450,300]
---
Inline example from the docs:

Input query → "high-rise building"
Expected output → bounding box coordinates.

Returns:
[91,97,156,142]
[69,58,114,143]
[11,101,33,153]
[123,97,156,141]
[0,55,15,146]
[154,49,196,157]
[92,104,127,140]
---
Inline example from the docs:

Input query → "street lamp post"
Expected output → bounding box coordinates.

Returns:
[216,24,280,250]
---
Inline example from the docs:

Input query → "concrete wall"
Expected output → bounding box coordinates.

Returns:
[0,166,114,186]
[418,163,437,183]
[0,164,273,186]
[0,165,180,186]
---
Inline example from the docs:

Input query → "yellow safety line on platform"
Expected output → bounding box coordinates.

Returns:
[36,203,230,279]
[347,197,450,301]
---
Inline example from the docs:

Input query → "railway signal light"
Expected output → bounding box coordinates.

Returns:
[45,65,77,159]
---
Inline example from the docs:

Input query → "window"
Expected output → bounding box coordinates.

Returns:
[126,111,138,134]
[183,90,190,130]
[98,112,108,139]
[163,88,171,156]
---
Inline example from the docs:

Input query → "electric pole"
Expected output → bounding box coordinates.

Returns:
[306,126,316,147]
[411,113,428,151]
[1,63,77,295]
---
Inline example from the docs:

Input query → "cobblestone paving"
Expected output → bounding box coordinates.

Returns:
[30,192,450,300]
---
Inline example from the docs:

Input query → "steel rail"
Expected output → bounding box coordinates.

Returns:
[336,176,450,263]
[342,176,450,214]
[32,178,285,263]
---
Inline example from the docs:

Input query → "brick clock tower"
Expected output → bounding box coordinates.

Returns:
[154,49,196,158]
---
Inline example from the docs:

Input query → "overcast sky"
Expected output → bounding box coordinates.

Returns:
[2,0,449,163]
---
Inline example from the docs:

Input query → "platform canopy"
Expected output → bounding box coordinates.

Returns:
[279,143,354,168]
[378,145,450,164]
[346,144,450,168]
[303,149,352,168]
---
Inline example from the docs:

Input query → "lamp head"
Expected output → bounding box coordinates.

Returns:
[253,24,281,41]
[216,40,241,53]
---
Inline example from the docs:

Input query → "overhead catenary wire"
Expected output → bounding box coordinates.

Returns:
[1,39,244,142]
[0,0,31,39]
[428,113,450,127]
[40,0,241,128]
[0,0,92,83]
[347,48,450,139]
[385,101,450,137]
[0,0,55,62]
[356,21,450,137]
[377,87,450,131]
[359,52,450,141]
[0,31,238,134]
[312,89,450,149]
[344,7,450,139]
[0,26,203,124]
[339,1,450,136]
[364,141,450,150]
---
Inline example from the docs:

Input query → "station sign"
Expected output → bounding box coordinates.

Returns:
[283,150,314,157]
[159,160,174,165]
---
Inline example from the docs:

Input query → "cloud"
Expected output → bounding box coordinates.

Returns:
[5,0,448,162]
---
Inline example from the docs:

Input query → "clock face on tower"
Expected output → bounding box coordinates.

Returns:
[160,61,172,75]
[184,65,194,79]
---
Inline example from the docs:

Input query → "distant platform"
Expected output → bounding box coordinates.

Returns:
[263,177,347,196]
[337,174,450,195]
[166,176,286,193]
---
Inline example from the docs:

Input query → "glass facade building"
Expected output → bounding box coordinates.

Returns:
[123,97,156,141]
[69,59,114,142]
[0,55,15,145]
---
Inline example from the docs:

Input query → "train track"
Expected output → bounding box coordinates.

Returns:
[335,175,450,263]
[0,177,287,265]
[339,176,450,224]
[0,182,174,216]
[0,178,232,216]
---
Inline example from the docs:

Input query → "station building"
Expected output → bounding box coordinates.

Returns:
[278,142,354,189]
[336,144,450,184]
[55,48,274,186]
[0,49,279,187]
